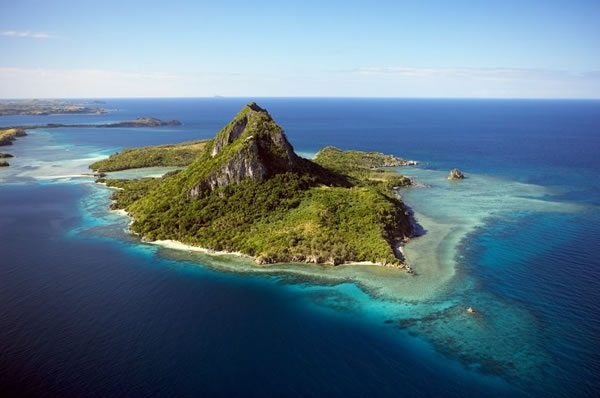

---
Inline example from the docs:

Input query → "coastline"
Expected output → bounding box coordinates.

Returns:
[149,239,252,259]
[100,181,429,303]
[111,204,413,270]
[96,162,585,302]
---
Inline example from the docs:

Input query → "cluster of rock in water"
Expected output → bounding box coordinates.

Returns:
[448,168,465,180]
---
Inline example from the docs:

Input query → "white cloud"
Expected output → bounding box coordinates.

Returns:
[1,30,52,39]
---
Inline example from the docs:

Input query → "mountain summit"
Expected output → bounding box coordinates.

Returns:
[188,102,309,197]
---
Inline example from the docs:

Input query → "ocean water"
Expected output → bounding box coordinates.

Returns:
[1,98,599,397]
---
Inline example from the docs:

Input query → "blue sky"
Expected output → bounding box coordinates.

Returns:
[1,0,599,98]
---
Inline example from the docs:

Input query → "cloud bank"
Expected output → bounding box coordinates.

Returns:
[1,31,52,39]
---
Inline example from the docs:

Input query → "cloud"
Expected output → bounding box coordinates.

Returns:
[1,30,52,39]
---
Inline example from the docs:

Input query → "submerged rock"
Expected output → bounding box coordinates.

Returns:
[448,168,465,180]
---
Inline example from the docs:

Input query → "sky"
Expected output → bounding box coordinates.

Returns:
[1,0,599,98]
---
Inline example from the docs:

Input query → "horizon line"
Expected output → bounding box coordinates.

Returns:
[1,96,600,101]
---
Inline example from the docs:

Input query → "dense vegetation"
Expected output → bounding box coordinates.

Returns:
[315,146,413,171]
[90,140,208,172]
[315,146,414,188]
[99,103,415,267]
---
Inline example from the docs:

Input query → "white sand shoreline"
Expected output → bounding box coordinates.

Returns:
[107,201,410,269]
[150,239,251,259]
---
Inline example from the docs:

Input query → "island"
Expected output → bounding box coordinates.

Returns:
[0,99,106,116]
[96,118,182,128]
[96,102,417,270]
[0,118,182,147]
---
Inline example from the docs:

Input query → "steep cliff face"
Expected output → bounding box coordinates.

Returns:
[187,102,308,198]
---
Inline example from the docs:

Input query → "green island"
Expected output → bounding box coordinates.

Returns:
[0,99,106,116]
[97,103,418,270]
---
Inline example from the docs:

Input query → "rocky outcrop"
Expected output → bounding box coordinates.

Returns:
[448,168,465,180]
[0,161,9,167]
[0,153,13,158]
[0,128,27,146]
[188,102,307,198]
[211,113,249,156]
[189,139,268,197]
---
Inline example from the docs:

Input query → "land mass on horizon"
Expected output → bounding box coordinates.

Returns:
[0,99,107,116]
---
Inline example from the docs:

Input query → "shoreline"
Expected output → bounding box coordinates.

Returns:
[96,166,582,302]
[106,194,414,271]
[149,239,252,259]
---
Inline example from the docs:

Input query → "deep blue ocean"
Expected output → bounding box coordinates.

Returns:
[1,98,599,397]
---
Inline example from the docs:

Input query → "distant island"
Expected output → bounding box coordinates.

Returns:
[0,118,182,165]
[1,117,182,132]
[0,99,107,116]
[96,103,418,271]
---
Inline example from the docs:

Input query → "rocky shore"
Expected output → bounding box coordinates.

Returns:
[0,128,27,146]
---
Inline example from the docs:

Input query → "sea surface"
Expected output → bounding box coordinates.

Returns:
[1,98,599,397]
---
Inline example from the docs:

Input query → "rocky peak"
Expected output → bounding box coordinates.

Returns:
[211,102,277,157]
[188,102,306,198]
